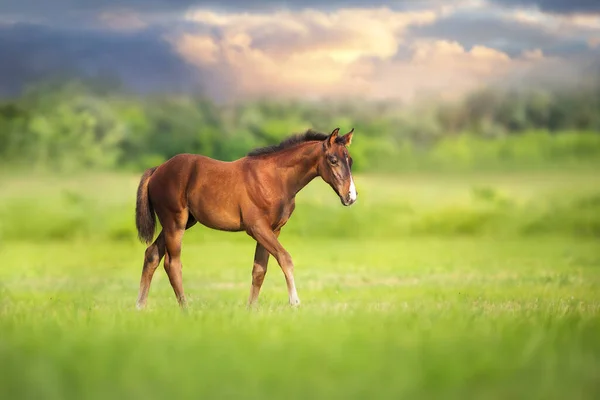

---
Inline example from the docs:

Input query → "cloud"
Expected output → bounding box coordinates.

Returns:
[355,40,556,101]
[409,12,558,56]
[508,7,600,32]
[492,1,600,15]
[183,7,438,59]
[506,7,600,54]
[412,3,600,53]
[169,7,442,98]
[169,7,559,101]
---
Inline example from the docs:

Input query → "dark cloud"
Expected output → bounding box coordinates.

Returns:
[492,0,600,14]
[0,0,418,21]
[0,23,228,98]
[408,11,592,57]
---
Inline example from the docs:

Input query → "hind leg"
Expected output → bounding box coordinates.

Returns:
[163,213,189,309]
[248,243,270,307]
[136,231,166,310]
[248,230,279,307]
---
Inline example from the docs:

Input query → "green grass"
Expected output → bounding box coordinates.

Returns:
[0,170,599,399]
[0,169,599,241]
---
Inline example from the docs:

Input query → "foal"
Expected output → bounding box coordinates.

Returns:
[134,127,357,309]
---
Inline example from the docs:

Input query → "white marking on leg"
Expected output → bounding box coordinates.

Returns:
[289,292,301,306]
[348,176,357,202]
[289,283,301,306]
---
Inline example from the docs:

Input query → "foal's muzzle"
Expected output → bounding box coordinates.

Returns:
[341,176,358,206]
[341,189,357,206]
[341,195,356,206]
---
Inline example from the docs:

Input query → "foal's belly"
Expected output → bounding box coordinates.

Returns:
[185,157,246,232]
[188,195,244,232]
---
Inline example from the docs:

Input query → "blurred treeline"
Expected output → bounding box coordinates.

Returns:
[1,77,599,173]
[1,78,600,241]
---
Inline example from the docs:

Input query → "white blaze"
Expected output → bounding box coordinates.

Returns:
[348,176,357,202]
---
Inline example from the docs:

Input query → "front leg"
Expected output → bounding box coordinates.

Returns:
[248,222,300,307]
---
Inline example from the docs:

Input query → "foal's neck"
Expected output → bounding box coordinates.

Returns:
[278,142,322,197]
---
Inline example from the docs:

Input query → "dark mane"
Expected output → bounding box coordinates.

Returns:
[247,129,344,157]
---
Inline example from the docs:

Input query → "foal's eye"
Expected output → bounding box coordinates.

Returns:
[328,156,338,165]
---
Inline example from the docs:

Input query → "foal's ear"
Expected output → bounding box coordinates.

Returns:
[340,128,354,146]
[326,127,340,148]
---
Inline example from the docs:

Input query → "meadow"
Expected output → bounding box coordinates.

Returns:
[0,168,599,399]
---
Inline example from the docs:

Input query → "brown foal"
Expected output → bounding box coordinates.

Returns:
[134,127,357,309]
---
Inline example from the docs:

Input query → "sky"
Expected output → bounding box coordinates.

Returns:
[1,0,599,101]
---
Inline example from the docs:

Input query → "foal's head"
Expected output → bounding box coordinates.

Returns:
[318,128,357,206]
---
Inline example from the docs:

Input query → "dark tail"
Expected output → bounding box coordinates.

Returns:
[135,166,158,244]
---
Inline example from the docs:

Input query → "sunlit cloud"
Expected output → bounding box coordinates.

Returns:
[168,6,554,101]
